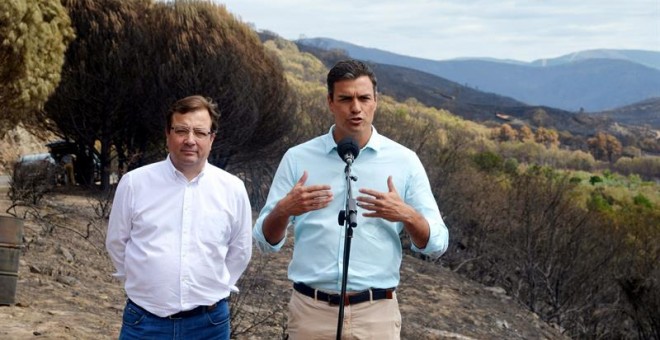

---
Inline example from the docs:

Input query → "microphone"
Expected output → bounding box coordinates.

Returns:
[337,137,360,165]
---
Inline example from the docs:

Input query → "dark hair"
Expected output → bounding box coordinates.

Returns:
[166,95,220,133]
[326,59,378,99]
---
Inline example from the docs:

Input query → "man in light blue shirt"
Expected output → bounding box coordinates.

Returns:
[253,59,448,339]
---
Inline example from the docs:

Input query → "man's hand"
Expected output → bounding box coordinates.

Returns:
[278,171,333,217]
[356,176,412,222]
[356,176,430,248]
[262,171,333,245]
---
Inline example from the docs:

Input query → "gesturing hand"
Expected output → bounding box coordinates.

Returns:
[279,171,333,216]
[356,176,414,223]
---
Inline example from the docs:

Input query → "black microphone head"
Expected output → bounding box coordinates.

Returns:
[337,137,360,164]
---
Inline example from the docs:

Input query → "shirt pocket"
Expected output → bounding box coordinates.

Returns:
[198,210,232,250]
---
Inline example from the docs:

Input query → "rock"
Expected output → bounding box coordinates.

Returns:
[58,246,74,263]
[56,275,78,286]
[496,319,510,329]
[427,329,477,339]
[484,286,507,295]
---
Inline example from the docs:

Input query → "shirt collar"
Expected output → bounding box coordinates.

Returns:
[165,154,206,182]
[322,125,383,156]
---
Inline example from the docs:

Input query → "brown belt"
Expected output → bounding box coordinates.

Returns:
[293,282,395,306]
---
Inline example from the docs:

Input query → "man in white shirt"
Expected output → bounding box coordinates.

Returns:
[106,95,252,340]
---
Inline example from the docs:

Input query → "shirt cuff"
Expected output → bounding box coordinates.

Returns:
[112,272,126,282]
[253,225,287,253]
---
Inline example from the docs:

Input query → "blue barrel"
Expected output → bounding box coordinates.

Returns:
[0,216,23,305]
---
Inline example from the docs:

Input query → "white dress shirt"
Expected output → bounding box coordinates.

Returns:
[106,156,252,317]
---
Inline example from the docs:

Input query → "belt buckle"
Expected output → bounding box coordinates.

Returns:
[167,303,215,319]
[168,311,185,319]
[327,293,353,306]
[326,293,343,306]
[326,294,338,305]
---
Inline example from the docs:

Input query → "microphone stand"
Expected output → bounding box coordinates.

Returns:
[336,162,358,340]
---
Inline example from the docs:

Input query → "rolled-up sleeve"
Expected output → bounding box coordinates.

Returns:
[406,156,449,259]
[252,207,287,253]
[252,151,295,253]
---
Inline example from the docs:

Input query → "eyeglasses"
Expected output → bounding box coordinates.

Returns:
[170,126,214,139]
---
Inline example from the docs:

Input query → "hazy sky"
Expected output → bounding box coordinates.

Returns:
[218,0,659,62]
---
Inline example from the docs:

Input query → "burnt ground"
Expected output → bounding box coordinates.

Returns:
[0,187,567,339]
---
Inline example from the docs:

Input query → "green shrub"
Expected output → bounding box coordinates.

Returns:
[473,151,503,172]
[588,192,612,212]
[633,194,653,208]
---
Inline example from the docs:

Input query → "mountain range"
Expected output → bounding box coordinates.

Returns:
[293,39,625,139]
[297,37,660,113]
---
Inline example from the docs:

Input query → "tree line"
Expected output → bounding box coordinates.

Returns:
[2,0,295,188]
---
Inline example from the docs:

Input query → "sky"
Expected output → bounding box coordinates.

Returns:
[218,0,660,62]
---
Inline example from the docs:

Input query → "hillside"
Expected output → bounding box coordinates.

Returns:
[371,63,616,136]
[0,127,569,339]
[297,37,660,112]
[0,188,567,339]
[592,97,660,129]
[425,58,660,113]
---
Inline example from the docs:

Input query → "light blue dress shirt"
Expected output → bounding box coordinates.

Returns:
[253,126,448,291]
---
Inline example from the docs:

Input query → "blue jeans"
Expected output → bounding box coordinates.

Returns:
[119,299,230,340]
